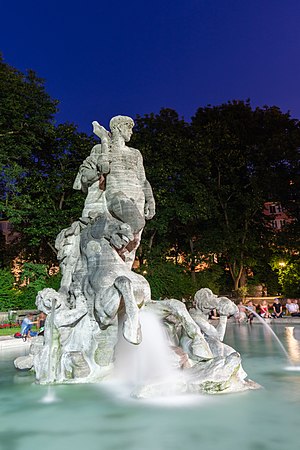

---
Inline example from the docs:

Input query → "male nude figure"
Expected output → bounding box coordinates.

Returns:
[73,115,155,265]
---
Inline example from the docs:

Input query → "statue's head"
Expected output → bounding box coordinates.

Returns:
[109,115,134,142]
[36,288,66,314]
[194,288,217,313]
[194,288,238,317]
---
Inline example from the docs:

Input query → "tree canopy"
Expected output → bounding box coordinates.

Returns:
[0,56,95,263]
[133,102,300,293]
[1,55,299,296]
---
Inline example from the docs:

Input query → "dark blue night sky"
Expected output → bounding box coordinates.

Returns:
[2,0,300,133]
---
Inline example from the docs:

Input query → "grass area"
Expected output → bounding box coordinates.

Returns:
[0,326,39,336]
[0,326,21,336]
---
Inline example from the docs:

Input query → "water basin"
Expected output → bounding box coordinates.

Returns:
[1,323,300,450]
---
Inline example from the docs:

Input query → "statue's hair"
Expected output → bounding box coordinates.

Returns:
[109,115,134,132]
[194,288,217,311]
[35,287,64,313]
[194,288,237,316]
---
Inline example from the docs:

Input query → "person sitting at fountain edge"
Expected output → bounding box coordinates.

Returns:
[272,298,283,319]
[246,301,256,323]
[259,300,271,319]
[285,299,300,317]
[21,313,38,339]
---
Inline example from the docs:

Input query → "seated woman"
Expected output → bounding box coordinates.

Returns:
[285,299,300,317]
[37,312,47,335]
[259,300,271,319]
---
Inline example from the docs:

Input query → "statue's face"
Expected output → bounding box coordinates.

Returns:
[118,122,133,142]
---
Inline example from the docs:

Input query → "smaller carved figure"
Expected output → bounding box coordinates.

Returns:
[190,288,238,341]
[33,288,98,383]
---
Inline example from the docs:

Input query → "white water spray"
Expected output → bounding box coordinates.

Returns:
[110,308,190,402]
[244,306,292,365]
[115,309,178,385]
[39,385,60,404]
[40,298,59,403]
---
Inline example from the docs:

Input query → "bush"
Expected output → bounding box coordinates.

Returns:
[0,266,62,311]
[136,259,222,301]
[0,269,20,311]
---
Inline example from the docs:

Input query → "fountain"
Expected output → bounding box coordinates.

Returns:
[13,115,259,396]
[2,116,300,450]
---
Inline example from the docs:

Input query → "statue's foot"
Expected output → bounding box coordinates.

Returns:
[123,317,142,345]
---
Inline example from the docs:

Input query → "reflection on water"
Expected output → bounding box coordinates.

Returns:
[225,322,300,363]
[1,324,300,450]
[285,327,300,364]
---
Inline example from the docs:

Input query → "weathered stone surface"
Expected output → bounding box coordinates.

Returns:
[14,116,259,396]
[14,355,34,370]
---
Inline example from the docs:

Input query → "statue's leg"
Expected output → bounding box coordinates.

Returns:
[108,192,145,234]
[114,276,142,345]
[94,287,121,329]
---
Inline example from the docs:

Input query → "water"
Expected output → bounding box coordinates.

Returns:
[244,306,291,361]
[1,323,300,450]
[47,298,56,383]
[114,310,179,388]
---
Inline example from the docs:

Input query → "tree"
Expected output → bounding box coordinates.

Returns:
[0,54,58,166]
[2,123,95,262]
[0,56,96,264]
[133,102,300,293]
[0,268,17,311]
[190,100,300,291]
[132,108,211,269]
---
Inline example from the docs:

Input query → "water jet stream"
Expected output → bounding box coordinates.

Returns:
[40,298,58,403]
[244,306,292,365]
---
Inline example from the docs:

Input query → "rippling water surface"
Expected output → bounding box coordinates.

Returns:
[1,323,300,450]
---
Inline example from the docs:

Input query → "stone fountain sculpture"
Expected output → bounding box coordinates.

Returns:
[14,115,259,395]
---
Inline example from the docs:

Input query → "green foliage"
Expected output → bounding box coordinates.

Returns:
[0,265,62,311]
[0,268,19,311]
[16,263,62,309]
[0,56,96,263]
[270,255,300,297]
[0,54,58,166]
[278,260,300,297]
[132,102,300,291]
[136,259,222,301]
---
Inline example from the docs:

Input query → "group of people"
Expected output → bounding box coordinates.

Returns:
[235,298,300,323]
[20,312,46,340]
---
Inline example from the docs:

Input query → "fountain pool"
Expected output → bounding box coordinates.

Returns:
[1,323,300,450]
